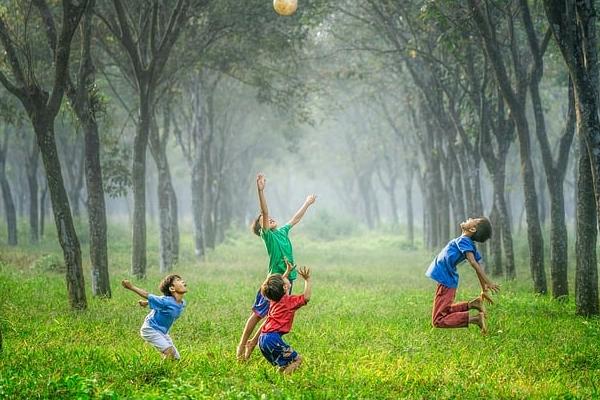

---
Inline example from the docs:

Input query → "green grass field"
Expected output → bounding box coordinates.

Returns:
[0,225,599,399]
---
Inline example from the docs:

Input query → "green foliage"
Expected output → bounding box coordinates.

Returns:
[0,229,599,399]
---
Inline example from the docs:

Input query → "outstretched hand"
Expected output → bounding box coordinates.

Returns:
[486,281,500,294]
[121,280,133,290]
[305,194,317,205]
[283,257,296,277]
[298,266,311,280]
[256,173,266,191]
[480,282,500,305]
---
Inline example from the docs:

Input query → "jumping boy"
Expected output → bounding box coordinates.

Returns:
[259,262,312,374]
[236,173,316,360]
[122,274,187,359]
[425,217,499,333]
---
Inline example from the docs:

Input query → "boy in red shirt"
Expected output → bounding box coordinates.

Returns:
[258,263,312,374]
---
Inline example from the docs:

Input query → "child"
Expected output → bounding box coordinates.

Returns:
[236,173,316,360]
[122,274,187,359]
[259,263,312,374]
[425,217,499,333]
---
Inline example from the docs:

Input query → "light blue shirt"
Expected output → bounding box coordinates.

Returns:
[425,235,482,288]
[143,294,186,334]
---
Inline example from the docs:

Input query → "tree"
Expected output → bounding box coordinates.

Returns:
[468,0,547,294]
[97,0,193,278]
[0,0,89,309]
[544,0,600,314]
[66,0,110,297]
[0,126,17,245]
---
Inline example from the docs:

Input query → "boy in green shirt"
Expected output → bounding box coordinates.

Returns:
[236,173,316,360]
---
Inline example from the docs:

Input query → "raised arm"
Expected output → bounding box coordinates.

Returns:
[256,173,269,230]
[288,195,316,227]
[282,257,296,279]
[298,266,312,302]
[121,280,149,299]
[466,252,500,294]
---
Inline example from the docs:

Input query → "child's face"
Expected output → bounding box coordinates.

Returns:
[268,217,278,230]
[170,278,188,295]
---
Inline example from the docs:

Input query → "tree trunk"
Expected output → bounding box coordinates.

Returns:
[489,204,503,277]
[34,118,86,310]
[405,172,414,247]
[575,137,599,316]
[0,132,17,246]
[25,134,40,244]
[191,154,205,257]
[84,118,110,297]
[131,94,151,279]
[40,181,48,238]
[494,171,516,280]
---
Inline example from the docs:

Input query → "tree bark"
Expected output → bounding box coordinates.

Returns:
[131,94,151,278]
[575,136,599,316]
[35,118,86,310]
[24,133,40,244]
[150,113,179,273]
[0,129,17,246]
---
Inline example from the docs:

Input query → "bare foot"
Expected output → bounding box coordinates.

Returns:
[469,296,486,313]
[236,344,245,361]
[479,312,488,334]
[282,356,302,375]
[480,291,494,305]
[244,339,257,360]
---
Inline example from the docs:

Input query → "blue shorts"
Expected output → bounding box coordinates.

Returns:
[252,281,294,318]
[259,332,298,367]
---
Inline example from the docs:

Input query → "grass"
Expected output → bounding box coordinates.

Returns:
[0,224,599,399]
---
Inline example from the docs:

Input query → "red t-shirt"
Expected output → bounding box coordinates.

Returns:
[261,294,307,334]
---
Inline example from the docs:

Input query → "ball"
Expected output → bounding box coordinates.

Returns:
[273,0,297,16]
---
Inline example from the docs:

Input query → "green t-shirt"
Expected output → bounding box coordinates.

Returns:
[260,223,297,281]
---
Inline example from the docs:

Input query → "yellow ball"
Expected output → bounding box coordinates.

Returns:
[273,0,297,16]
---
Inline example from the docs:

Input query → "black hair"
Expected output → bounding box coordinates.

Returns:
[159,274,181,296]
[261,274,286,302]
[471,217,492,242]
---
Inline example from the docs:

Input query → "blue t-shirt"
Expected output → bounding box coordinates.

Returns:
[425,235,482,288]
[143,294,186,334]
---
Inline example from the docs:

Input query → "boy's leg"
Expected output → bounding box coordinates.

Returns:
[469,312,487,333]
[245,319,266,359]
[237,313,262,359]
[432,284,469,328]
[237,289,269,360]
[468,296,486,313]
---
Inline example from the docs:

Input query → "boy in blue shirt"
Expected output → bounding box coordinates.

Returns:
[122,274,187,359]
[426,217,499,333]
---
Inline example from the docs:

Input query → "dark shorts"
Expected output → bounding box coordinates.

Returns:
[252,281,294,318]
[258,332,298,367]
